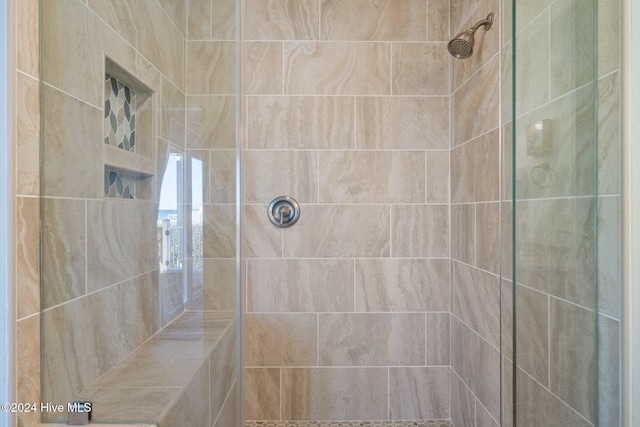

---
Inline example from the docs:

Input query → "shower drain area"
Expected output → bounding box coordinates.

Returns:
[246,421,454,427]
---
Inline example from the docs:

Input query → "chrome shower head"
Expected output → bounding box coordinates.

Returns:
[448,12,494,59]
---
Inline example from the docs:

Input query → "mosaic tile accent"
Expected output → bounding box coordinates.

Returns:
[245,421,453,427]
[104,169,135,199]
[104,73,136,152]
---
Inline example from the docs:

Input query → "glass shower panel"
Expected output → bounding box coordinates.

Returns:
[510,0,622,425]
[39,0,240,424]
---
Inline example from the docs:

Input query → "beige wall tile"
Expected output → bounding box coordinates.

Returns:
[319,151,425,203]
[187,41,236,95]
[42,198,86,309]
[428,0,450,41]
[86,200,159,292]
[281,368,388,420]
[516,198,595,308]
[451,372,475,427]
[159,362,210,427]
[248,259,354,312]
[203,204,236,258]
[160,77,186,147]
[188,0,212,40]
[16,0,39,76]
[598,72,621,195]
[476,202,500,274]
[598,316,621,427]
[283,205,390,258]
[245,0,319,40]
[209,150,237,204]
[284,42,391,95]
[356,97,449,149]
[213,382,237,427]
[451,317,500,420]
[451,203,475,265]
[392,43,449,95]
[513,9,549,113]
[549,0,595,99]
[244,204,283,258]
[160,271,185,327]
[16,316,40,427]
[244,42,283,95]
[89,0,185,89]
[427,150,450,203]
[16,73,39,196]
[320,0,426,41]
[477,402,499,427]
[598,0,620,77]
[514,83,596,199]
[549,298,596,422]
[515,284,549,387]
[42,0,102,106]
[41,85,102,199]
[389,367,450,420]
[451,129,500,203]
[156,0,186,35]
[391,205,449,257]
[598,196,621,319]
[319,313,425,366]
[212,0,236,40]
[248,96,355,149]
[16,198,39,319]
[245,150,318,203]
[203,259,236,310]
[452,261,500,347]
[450,0,476,35]
[245,368,280,420]
[187,95,236,149]
[210,324,236,422]
[514,0,552,30]
[452,56,499,146]
[355,259,449,312]
[246,313,317,366]
[427,313,450,366]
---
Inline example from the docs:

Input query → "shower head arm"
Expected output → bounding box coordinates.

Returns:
[470,12,494,33]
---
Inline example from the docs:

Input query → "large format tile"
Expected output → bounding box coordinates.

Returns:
[210,324,236,423]
[355,259,449,312]
[428,0,449,41]
[248,96,355,149]
[598,0,620,76]
[392,43,449,95]
[597,72,621,195]
[319,151,425,203]
[16,73,39,196]
[159,363,210,427]
[245,150,318,203]
[427,313,450,366]
[451,371,475,427]
[41,85,102,198]
[514,284,549,386]
[452,56,499,146]
[203,259,236,310]
[476,202,500,274]
[549,298,596,422]
[451,128,500,203]
[156,0,186,35]
[16,197,39,319]
[86,200,159,291]
[451,203,475,265]
[213,383,237,427]
[245,368,280,420]
[452,261,500,347]
[248,259,354,312]
[283,205,390,258]
[77,387,180,423]
[203,204,236,258]
[598,316,621,427]
[391,205,449,257]
[244,42,283,95]
[389,367,450,420]
[245,0,319,40]
[186,41,236,95]
[16,316,40,427]
[16,0,39,76]
[356,97,449,149]
[281,368,388,420]
[451,317,500,419]
[208,150,236,204]
[284,42,391,95]
[427,151,450,203]
[320,0,426,41]
[211,0,236,40]
[187,96,235,149]
[160,77,186,147]
[245,313,317,366]
[319,313,425,366]
[243,204,282,258]
[42,198,86,308]
[598,196,622,319]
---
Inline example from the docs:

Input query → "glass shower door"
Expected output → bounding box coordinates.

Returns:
[509,0,622,425]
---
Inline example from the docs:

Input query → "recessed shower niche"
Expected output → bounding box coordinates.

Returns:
[103,59,154,200]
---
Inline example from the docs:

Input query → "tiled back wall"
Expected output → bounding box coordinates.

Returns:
[243,0,453,421]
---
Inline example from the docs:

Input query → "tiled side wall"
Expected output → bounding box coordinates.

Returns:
[448,0,502,425]
[242,0,452,421]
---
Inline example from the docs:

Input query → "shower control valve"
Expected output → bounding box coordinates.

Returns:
[268,196,300,228]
